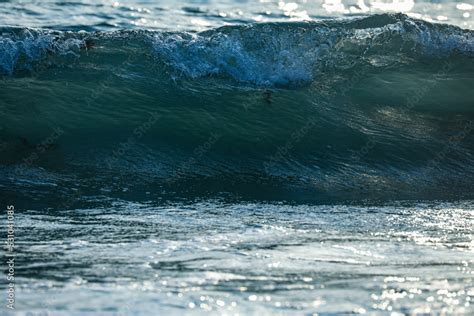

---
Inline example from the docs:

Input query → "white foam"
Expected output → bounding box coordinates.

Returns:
[150,15,473,85]
[0,29,83,75]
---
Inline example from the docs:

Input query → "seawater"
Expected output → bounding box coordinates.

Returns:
[0,0,473,315]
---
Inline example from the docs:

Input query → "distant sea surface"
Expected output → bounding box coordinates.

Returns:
[0,0,473,31]
[1,0,473,315]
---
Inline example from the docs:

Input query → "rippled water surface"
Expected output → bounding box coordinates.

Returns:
[0,0,473,31]
[9,200,474,314]
[1,0,473,315]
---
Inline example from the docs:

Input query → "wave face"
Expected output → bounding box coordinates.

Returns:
[1,14,473,203]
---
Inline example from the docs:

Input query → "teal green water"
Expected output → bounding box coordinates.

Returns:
[1,15,473,201]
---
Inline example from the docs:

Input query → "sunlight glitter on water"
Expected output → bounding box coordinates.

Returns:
[8,200,474,314]
[0,0,472,31]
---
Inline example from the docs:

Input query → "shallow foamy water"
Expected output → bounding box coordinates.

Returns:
[4,200,473,315]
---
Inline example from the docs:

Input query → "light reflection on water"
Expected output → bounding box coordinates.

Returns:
[0,0,472,31]
[7,200,474,314]
[0,1,472,315]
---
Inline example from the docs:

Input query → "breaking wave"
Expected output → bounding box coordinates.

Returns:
[1,13,473,203]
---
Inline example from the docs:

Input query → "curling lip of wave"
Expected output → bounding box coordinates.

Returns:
[0,13,473,85]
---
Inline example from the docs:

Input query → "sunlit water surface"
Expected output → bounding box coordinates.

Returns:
[1,0,473,315]
[6,200,474,315]
[0,0,472,31]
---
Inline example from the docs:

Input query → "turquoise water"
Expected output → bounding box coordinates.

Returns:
[1,0,474,315]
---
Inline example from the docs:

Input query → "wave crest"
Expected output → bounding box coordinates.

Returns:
[151,13,473,85]
[0,14,472,85]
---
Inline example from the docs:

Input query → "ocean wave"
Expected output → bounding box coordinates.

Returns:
[0,14,473,202]
[0,13,473,84]
[151,13,473,85]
